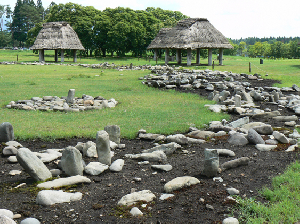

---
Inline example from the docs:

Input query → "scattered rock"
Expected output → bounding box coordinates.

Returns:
[118,190,156,206]
[164,176,200,193]
[36,190,82,206]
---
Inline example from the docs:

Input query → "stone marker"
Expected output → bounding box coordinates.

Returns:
[202,149,219,177]
[66,89,75,104]
[96,130,111,165]
[17,148,52,181]
[61,146,84,176]
[0,122,14,142]
[104,125,120,144]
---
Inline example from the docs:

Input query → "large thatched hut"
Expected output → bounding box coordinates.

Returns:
[31,21,85,63]
[147,18,233,66]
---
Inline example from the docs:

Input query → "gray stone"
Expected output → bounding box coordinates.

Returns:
[0,210,13,219]
[166,134,188,145]
[84,162,109,175]
[285,121,296,126]
[226,187,240,195]
[221,157,249,171]
[159,193,175,200]
[130,207,143,216]
[187,130,215,139]
[109,159,125,172]
[253,124,273,135]
[0,215,16,224]
[96,130,111,165]
[0,122,14,142]
[17,148,52,181]
[273,115,298,122]
[289,129,300,139]
[34,149,62,163]
[247,128,265,145]
[20,218,40,224]
[255,144,277,151]
[250,90,263,101]
[151,164,173,172]
[227,117,249,128]
[265,139,278,145]
[228,133,248,146]
[142,142,181,155]
[66,89,75,104]
[202,149,219,177]
[104,125,121,144]
[126,150,167,162]
[273,131,289,143]
[252,111,281,119]
[7,156,18,163]
[223,217,239,224]
[2,146,17,156]
[217,149,235,157]
[164,176,200,193]
[61,147,84,176]
[234,95,241,107]
[118,190,156,206]
[37,175,91,189]
[36,190,82,206]
[292,84,300,92]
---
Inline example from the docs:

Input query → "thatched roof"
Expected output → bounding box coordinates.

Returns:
[31,21,85,50]
[147,18,233,50]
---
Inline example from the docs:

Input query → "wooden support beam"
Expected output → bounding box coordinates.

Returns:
[176,49,182,65]
[219,49,223,65]
[208,49,213,66]
[165,49,169,65]
[187,48,192,66]
[196,49,201,64]
[61,49,64,63]
[73,50,77,63]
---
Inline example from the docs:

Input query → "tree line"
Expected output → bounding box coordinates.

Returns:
[1,1,299,59]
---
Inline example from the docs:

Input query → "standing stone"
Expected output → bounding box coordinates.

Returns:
[247,128,265,145]
[272,91,279,102]
[61,146,84,176]
[104,125,120,144]
[0,122,14,142]
[234,95,241,107]
[96,130,111,165]
[202,149,219,177]
[66,89,75,104]
[17,148,52,181]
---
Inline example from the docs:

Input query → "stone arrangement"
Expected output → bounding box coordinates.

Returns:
[5,89,118,112]
[2,66,300,223]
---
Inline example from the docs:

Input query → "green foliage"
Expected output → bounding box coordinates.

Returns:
[232,161,300,223]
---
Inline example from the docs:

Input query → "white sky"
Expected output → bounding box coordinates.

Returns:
[3,0,300,39]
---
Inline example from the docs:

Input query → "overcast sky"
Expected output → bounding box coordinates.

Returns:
[4,0,300,39]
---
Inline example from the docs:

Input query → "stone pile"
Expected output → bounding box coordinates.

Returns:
[5,89,118,112]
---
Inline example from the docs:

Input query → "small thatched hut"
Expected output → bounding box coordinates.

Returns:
[147,18,233,66]
[31,21,85,63]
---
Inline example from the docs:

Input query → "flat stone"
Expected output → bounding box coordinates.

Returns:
[255,144,277,151]
[273,131,289,143]
[36,190,82,206]
[228,133,248,146]
[118,190,156,206]
[187,130,215,139]
[109,159,125,172]
[84,162,109,175]
[217,149,235,157]
[223,217,239,224]
[164,176,200,193]
[151,164,173,172]
[37,175,91,189]
[226,187,240,195]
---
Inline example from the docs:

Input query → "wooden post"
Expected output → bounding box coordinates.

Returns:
[249,62,251,73]
[154,49,157,60]
[187,48,192,66]
[165,49,169,65]
[219,49,223,65]
[212,61,214,70]
[39,49,44,62]
[196,49,201,64]
[208,49,213,66]
[176,49,182,65]
[55,49,58,62]
[17,54,18,61]
[61,49,64,62]
[73,50,77,62]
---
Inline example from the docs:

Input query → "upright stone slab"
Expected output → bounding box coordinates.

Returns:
[96,130,111,165]
[104,125,120,144]
[202,149,219,177]
[61,146,84,176]
[234,95,241,107]
[0,122,14,142]
[17,148,52,181]
[66,89,75,104]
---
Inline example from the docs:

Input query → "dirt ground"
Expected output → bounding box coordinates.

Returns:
[0,77,299,224]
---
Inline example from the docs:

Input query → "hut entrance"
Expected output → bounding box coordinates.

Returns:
[31,22,85,63]
[148,18,233,66]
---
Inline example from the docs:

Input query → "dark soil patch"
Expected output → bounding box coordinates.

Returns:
[0,77,299,224]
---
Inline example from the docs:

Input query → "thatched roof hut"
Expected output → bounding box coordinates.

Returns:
[148,18,233,66]
[31,21,85,63]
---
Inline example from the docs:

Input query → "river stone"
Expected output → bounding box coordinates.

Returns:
[272,115,298,122]
[61,147,84,176]
[227,116,249,128]
[253,124,273,135]
[104,125,120,144]
[0,210,13,219]
[109,159,125,172]
[20,218,40,224]
[223,217,239,224]
[84,162,109,175]
[0,122,14,142]
[255,144,277,151]
[2,146,18,156]
[130,207,143,216]
[221,157,250,171]
[7,156,18,163]
[0,215,16,224]
[17,148,52,181]
[96,130,111,165]
[247,128,265,145]
[164,176,200,193]
[36,190,82,206]
[142,142,181,155]
[187,130,215,139]
[37,175,91,189]
[228,133,248,146]
[118,190,156,206]
[226,187,240,195]
[202,149,219,177]
[217,149,235,157]
[151,164,173,172]
[272,131,289,143]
